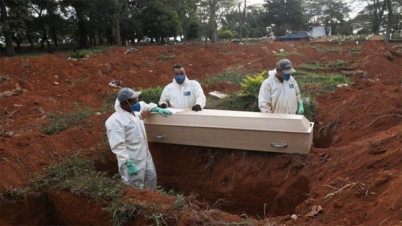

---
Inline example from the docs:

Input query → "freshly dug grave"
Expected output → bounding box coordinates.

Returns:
[0,40,401,225]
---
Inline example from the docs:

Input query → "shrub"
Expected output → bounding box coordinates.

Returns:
[138,86,164,104]
[239,71,265,99]
[218,29,235,40]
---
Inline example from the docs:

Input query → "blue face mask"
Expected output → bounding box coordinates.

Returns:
[281,73,290,81]
[175,73,185,84]
[130,102,141,112]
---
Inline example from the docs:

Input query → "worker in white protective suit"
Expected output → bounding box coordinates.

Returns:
[158,64,206,111]
[105,87,172,189]
[258,59,304,115]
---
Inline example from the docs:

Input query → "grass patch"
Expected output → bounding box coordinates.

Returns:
[307,44,342,53]
[27,154,189,225]
[157,55,176,61]
[43,108,93,134]
[71,77,88,84]
[299,60,349,70]
[296,70,352,92]
[276,50,304,58]
[202,70,248,85]
[28,155,136,224]
[0,188,27,203]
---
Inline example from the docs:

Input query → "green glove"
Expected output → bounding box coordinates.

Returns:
[124,160,138,176]
[297,99,304,115]
[150,107,172,117]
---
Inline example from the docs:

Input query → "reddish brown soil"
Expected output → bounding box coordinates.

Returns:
[0,40,401,225]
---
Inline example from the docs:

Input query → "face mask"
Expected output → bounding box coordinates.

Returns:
[130,102,141,112]
[125,100,139,113]
[281,73,290,81]
[175,73,185,84]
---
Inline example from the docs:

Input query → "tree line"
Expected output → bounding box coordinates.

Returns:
[1,0,401,56]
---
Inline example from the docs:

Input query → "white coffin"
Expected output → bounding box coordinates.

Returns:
[144,109,314,155]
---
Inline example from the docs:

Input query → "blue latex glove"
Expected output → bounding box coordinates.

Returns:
[150,107,172,117]
[124,160,138,176]
[297,99,304,115]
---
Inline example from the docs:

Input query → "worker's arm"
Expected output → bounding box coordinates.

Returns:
[105,120,130,164]
[193,81,206,108]
[158,86,170,107]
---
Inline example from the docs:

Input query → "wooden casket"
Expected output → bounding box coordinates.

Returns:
[144,109,314,155]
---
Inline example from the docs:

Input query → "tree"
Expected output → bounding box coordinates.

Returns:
[0,0,14,56]
[140,0,179,44]
[30,0,58,48]
[364,0,387,35]
[176,0,199,44]
[0,0,29,56]
[238,0,246,42]
[384,0,392,42]
[264,0,306,37]
[303,0,350,36]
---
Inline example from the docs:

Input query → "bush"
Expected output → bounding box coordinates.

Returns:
[138,86,164,104]
[218,29,235,40]
[239,71,265,99]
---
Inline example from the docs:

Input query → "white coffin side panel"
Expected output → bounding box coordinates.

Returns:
[144,109,314,155]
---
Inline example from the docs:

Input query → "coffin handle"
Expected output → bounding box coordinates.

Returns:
[154,135,166,139]
[271,143,288,148]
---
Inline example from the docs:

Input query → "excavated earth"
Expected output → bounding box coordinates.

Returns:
[0,40,401,225]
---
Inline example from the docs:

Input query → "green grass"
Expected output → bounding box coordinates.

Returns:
[276,50,304,58]
[298,60,350,70]
[139,86,164,104]
[43,108,93,134]
[202,70,248,85]
[296,70,352,92]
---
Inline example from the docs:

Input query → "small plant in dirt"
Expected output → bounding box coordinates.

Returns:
[157,55,176,61]
[103,200,141,226]
[0,187,27,203]
[171,194,185,210]
[102,92,118,113]
[71,77,88,85]
[351,45,362,54]
[146,212,168,225]
[43,108,93,134]
[69,50,85,59]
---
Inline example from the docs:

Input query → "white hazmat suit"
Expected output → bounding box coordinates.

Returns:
[258,69,301,114]
[105,99,157,189]
[159,76,206,109]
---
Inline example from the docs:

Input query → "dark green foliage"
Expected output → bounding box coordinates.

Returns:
[138,86,164,104]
